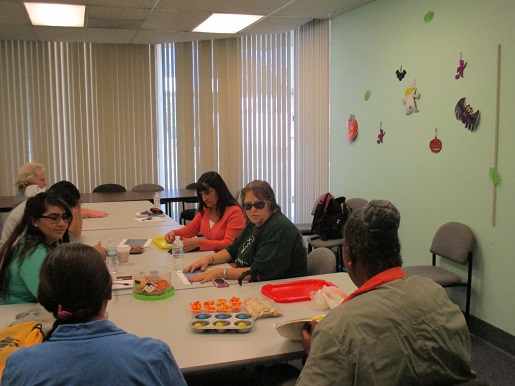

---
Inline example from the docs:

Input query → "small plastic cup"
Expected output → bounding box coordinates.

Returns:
[117,245,131,264]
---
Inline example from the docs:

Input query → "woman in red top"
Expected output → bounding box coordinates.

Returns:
[165,172,245,252]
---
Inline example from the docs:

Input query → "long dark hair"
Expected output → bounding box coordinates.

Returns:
[0,192,72,299]
[196,171,241,219]
[38,243,112,340]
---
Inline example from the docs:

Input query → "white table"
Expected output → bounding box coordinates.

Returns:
[81,201,181,231]
[0,272,356,374]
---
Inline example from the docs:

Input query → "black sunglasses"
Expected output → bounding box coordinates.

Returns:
[242,201,266,210]
[39,214,72,224]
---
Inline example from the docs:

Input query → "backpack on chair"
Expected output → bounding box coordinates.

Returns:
[311,193,350,241]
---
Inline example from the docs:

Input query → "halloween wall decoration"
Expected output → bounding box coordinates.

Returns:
[455,53,467,79]
[402,79,421,115]
[424,11,434,23]
[377,122,385,144]
[491,44,502,226]
[455,97,480,131]
[429,128,442,153]
[364,90,371,101]
[347,114,358,141]
[396,66,406,81]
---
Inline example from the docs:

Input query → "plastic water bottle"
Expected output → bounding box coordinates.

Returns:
[153,191,160,207]
[106,238,118,273]
[171,236,184,272]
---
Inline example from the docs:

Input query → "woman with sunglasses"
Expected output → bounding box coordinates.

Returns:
[183,180,307,283]
[164,171,246,252]
[0,191,72,304]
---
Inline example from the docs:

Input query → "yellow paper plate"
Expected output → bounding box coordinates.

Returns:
[152,236,172,250]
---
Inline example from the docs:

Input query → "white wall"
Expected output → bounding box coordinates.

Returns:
[330,0,515,335]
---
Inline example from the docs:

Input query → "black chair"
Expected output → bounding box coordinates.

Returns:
[92,184,127,193]
[131,183,164,192]
[403,222,475,322]
[180,182,198,225]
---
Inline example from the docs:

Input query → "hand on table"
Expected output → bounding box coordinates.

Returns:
[182,237,200,252]
[188,268,224,284]
[82,208,108,218]
[300,320,319,356]
[182,255,212,274]
[164,230,176,244]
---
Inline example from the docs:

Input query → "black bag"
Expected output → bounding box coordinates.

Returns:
[311,193,350,241]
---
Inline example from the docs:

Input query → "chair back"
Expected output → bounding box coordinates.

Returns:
[307,247,336,275]
[430,222,474,264]
[346,197,368,213]
[131,183,164,192]
[92,184,127,193]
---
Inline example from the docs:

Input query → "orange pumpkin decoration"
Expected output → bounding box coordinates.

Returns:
[430,136,442,153]
[347,114,358,141]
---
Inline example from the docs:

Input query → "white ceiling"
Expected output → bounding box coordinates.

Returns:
[0,0,376,44]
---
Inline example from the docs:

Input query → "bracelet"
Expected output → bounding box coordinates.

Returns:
[211,256,215,265]
[223,268,228,280]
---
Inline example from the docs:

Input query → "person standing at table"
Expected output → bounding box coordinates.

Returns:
[2,243,187,386]
[12,162,47,208]
[183,180,307,283]
[164,171,246,252]
[295,200,474,386]
[0,192,72,305]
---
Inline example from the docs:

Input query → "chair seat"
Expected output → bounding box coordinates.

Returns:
[403,266,463,287]
[294,223,313,235]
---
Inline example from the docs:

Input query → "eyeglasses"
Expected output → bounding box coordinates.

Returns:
[242,201,266,210]
[39,214,72,224]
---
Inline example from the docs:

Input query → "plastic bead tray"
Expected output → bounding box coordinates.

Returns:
[191,313,254,334]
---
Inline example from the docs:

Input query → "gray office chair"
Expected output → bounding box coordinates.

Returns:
[92,183,127,193]
[131,183,164,192]
[403,222,475,322]
[180,182,198,225]
[346,197,368,213]
[307,247,336,275]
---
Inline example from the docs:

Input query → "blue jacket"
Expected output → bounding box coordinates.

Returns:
[3,319,187,386]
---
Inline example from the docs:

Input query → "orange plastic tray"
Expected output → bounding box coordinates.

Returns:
[261,279,336,303]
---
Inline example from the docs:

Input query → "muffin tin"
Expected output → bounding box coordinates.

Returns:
[191,313,254,334]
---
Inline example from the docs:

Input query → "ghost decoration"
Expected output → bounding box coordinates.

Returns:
[402,79,421,115]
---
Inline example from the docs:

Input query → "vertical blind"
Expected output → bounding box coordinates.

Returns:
[158,19,330,222]
[0,41,156,195]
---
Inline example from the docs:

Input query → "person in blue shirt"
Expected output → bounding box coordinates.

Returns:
[2,243,187,386]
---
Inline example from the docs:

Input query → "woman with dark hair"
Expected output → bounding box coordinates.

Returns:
[0,192,72,305]
[183,180,307,283]
[295,200,474,385]
[2,243,187,386]
[164,171,245,252]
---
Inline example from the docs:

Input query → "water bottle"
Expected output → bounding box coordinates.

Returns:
[106,238,118,273]
[153,192,160,208]
[171,236,184,272]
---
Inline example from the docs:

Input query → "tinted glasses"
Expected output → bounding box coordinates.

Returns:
[39,213,72,224]
[242,201,266,210]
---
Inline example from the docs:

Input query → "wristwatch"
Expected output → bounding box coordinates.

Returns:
[223,268,228,279]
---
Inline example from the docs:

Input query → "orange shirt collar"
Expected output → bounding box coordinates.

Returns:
[343,267,405,303]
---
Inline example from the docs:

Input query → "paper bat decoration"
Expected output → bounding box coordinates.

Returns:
[455,97,480,131]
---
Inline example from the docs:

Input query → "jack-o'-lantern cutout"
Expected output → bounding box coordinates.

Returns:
[347,114,358,141]
[430,129,442,153]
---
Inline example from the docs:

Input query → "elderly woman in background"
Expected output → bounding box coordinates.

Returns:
[12,162,47,207]
[2,243,187,386]
[183,180,307,283]
[0,192,72,304]
[296,200,474,385]
[164,171,245,252]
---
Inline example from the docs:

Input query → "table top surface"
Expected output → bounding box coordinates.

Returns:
[81,201,181,231]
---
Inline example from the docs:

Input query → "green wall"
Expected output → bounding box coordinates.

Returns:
[330,0,515,335]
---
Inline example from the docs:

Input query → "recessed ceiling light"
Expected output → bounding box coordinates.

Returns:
[193,13,264,34]
[24,2,85,27]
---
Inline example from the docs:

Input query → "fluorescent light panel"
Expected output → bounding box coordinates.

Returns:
[24,2,85,27]
[193,13,264,34]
